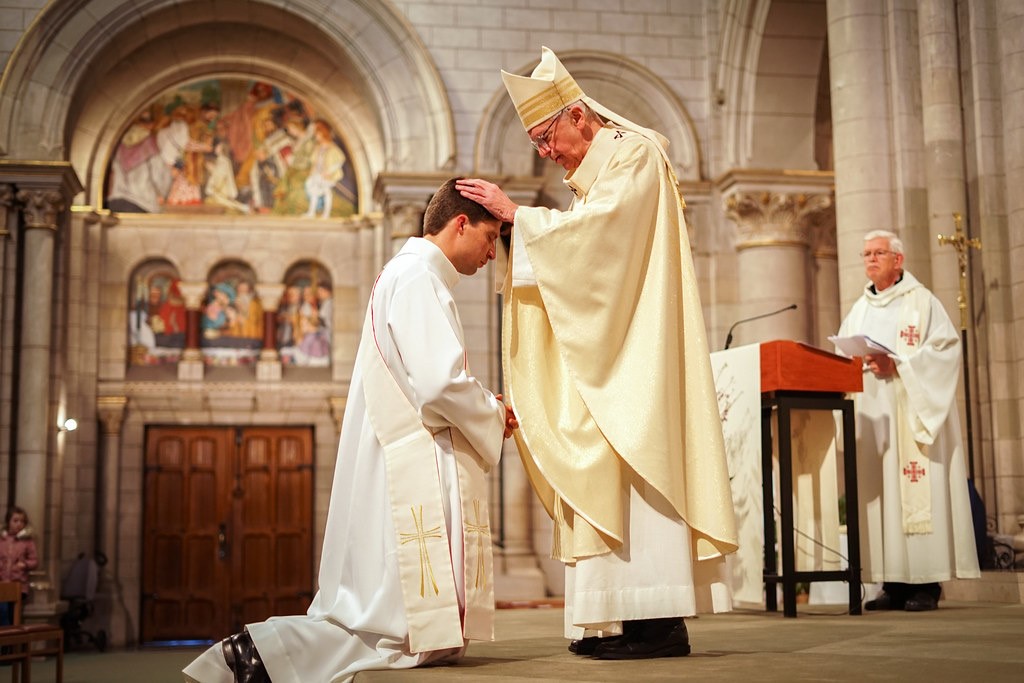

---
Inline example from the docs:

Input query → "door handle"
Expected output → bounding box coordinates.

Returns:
[218,522,229,560]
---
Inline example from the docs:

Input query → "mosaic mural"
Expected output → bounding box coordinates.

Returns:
[129,262,187,365]
[201,262,264,366]
[278,262,333,367]
[106,79,357,218]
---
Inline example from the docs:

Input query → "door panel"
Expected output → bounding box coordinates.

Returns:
[142,426,313,643]
[233,428,314,626]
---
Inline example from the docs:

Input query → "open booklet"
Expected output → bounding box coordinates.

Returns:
[827,334,895,358]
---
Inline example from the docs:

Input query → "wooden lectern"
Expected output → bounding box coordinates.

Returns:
[760,340,863,617]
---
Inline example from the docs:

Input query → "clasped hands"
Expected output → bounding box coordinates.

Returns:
[495,393,518,439]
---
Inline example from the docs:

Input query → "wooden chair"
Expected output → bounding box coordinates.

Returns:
[0,581,63,683]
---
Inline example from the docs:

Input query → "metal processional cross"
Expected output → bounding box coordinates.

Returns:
[937,212,982,477]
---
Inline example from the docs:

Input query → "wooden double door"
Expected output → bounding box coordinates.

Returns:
[142,426,314,643]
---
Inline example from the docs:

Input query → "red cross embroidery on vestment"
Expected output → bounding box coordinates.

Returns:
[903,460,926,482]
[899,325,921,346]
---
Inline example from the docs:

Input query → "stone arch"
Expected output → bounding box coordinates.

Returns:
[716,0,829,170]
[474,50,703,184]
[125,253,186,284]
[0,0,455,209]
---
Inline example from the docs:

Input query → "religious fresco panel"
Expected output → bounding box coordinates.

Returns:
[128,262,187,366]
[278,263,332,367]
[202,263,264,366]
[105,78,358,218]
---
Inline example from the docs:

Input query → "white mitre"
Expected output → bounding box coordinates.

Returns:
[500,46,669,150]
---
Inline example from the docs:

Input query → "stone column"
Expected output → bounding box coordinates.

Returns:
[995,0,1024,533]
[0,184,14,500]
[5,161,82,612]
[16,189,66,612]
[13,189,64,545]
[918,0,968,313]
[95,395,129,644]
[827,0,898,312]
[810,218,841,348]
[96,397,127,564]
[176,281,207,381]
[255,283,285,381]
[719,169,835,348]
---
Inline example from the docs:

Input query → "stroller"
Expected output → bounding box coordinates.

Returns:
[59,552,108,652]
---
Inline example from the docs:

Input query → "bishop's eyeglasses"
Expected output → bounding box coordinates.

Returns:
[530,108,566,151]
[861,249,894,260]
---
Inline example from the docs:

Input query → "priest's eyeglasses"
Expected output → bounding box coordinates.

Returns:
[530,108,566,151]
[861,249,893,260]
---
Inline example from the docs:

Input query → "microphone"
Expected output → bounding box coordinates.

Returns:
[723,304,798,350]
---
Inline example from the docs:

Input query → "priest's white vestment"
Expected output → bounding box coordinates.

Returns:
[183,237,506,683]
[838,271,979,584]
[503,126,737,639]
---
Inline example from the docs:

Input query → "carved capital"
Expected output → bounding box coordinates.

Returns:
[15,188,66,230]
[724,191,832,249]
[177,281,208,310]
[254,282,286,311]
[372,172,451,240]
[385,202,425,239]
[97,396,128,435]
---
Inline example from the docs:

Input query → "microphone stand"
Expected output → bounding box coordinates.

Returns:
[724,304,798,350]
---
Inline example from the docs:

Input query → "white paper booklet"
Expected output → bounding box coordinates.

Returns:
[827,334,895,358]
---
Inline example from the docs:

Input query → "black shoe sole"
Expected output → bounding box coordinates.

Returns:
[595,642,692,660]
[569,636,622,656]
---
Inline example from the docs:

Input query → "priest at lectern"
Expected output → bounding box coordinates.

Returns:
[836,230,979,612]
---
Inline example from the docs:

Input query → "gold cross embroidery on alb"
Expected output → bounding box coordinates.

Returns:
[465,499,490,589]
[400,505,443,597]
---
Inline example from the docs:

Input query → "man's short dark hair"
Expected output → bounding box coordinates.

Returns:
[423,177,497,235]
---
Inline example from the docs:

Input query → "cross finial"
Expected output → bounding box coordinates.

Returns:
[937,212,982,329]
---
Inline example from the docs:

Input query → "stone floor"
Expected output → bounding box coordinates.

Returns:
[25,599,1024,682]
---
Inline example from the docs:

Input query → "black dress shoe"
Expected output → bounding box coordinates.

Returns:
[864,591,903,611]
[593,619,690,660]
[904,592,938,612]
[222,627,272,683]
[568,635,622,656]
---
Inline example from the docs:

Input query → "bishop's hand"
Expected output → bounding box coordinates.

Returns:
[456,178,518,224]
